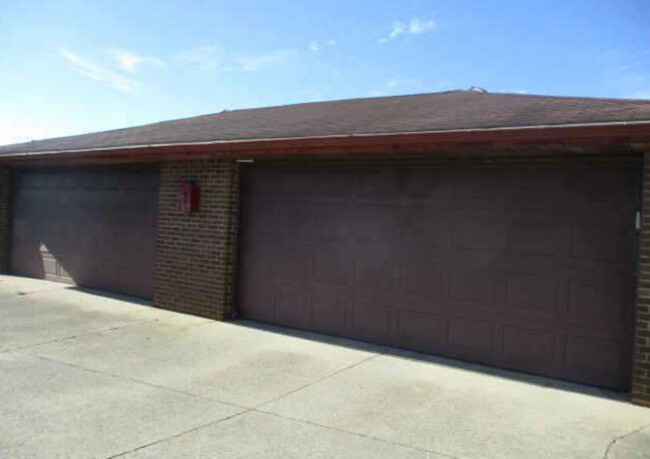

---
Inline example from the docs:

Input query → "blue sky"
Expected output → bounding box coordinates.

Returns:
[1,0,649,145]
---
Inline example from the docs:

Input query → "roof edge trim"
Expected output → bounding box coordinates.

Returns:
[2,119,650,159]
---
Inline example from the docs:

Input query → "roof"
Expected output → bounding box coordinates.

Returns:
[2,90,650,158]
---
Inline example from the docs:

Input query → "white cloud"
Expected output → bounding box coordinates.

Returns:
[308,38,337,54]
[110,49,164,73]
[238,50,293,71]
[175,45,223,69]
[176,46,296,73]
[59,48,140,93]
[408,18,436,34]
[387,78,401,88]
[378,18,436,44]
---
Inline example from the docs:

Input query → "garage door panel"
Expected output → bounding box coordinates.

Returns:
[502,326,557,372]
[510,169,572,210]
[354,205,398,245]
[355,169,396,201]
[271,203,316,241]
[505,275,558,316]
[398,169,449,202]
[571,220,630,262]
[398,253,444,299]
[240,276,275,322]
[354,251,395,292]
[351,303,392,345]
[453,210,508,252]
[447,317,494,362]
[276,169,319,197]
[568,278,629,322]
[452,170,510,209]
[240,244,275,279]
[395,310,447,353]
[313,246,353,287]
[448,267,507,305]
[275,245,313,283]
[400,207,450,248]
[239,162,637,390]
[508,212,571,256]
[314,204,352,242]
[572,167,639,210]
[10,167,158,298]
[311,293,349,336]
[312,170,354,197]
[564,335,628,388]
[274,286,312,329]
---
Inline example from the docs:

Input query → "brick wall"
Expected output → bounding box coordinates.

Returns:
[633,153,650,407]
[154,160,240,320]
[0,168,10,272]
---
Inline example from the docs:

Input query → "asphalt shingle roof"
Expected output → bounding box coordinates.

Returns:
[2,90,650,155]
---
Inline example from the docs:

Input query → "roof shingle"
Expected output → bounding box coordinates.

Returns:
[2,90,650,155]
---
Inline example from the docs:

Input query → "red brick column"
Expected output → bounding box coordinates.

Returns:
[632,153,650,407]
[154,160,240,320]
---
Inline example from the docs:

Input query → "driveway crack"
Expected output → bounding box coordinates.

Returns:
[603,423,650,459]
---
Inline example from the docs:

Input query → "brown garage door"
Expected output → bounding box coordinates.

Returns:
[238,158,640,390]
[10,166,158,298]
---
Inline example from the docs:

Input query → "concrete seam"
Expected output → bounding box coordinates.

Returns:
[105,409,254,459]
[1,318,160,355]
[252,410,461,459]
[30,354,250,411]
[254,353,381,409]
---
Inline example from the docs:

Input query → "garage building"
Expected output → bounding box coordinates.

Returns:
[1,90,649,405]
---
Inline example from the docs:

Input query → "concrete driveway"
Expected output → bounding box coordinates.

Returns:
[1,275,649,459]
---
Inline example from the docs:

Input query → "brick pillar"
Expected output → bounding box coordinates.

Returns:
[633,153,650,407]
[154,160,240,320]
[0,168,10,272]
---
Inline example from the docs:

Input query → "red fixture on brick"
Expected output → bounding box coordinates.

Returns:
[177,180,200,213]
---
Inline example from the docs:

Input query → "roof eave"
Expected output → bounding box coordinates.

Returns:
[2,121,650,164]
